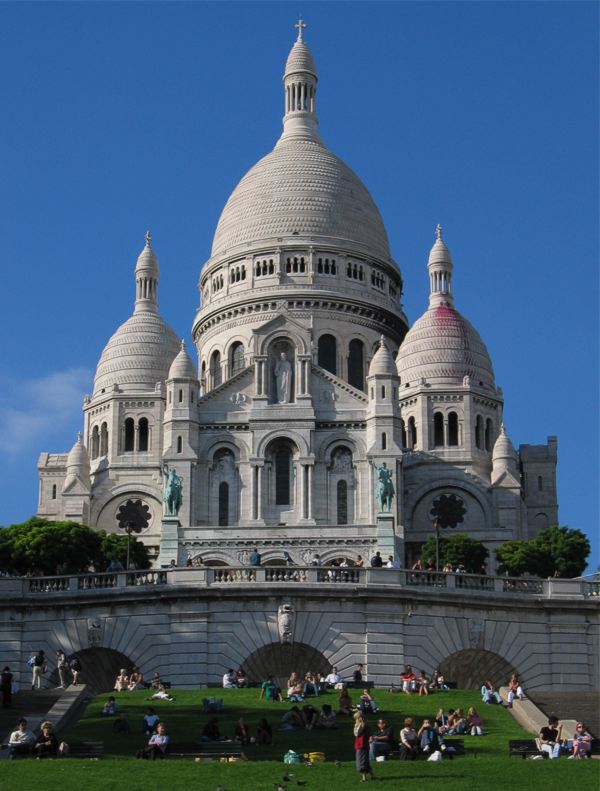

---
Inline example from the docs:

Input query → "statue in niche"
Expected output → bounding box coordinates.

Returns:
[274,352,292,403]
[374,461,395,512]
[278,603,295,644]
[162,463,183,516]
[87,618,104,647]
[216,453,235,476]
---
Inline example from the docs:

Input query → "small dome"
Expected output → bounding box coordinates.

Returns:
[396,303,495,388]
[135,231,159,277]
[168,340,198,380]
[63,433,90,492]
[369,336,397,376]
[492,424,517,464]
[285,37,317,76]
[428,237,453,267]
[94,312,180,396]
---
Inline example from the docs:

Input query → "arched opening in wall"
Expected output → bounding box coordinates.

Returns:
[485,419,493,451]
[124,418,135,452]
[176,436,183,454]
[535,513,549,532]
[348,339,365,390]
[229,342,245,376]
[438,649,516,690]
[47,647,135,694]
[448,412,459,446]
[210,350,222,388]
[100,423,108,456]
[138,418,149,451]
[407,417,417,449]
[400,419,407,449]
[201,360,206,392]
[337,479,348,525]
[242,642,332,689]
[318,334,337,375]
[218,482,229,526]
[475,415,484,449]
[275,446,292,506]
[434,412,444,447]
[91,426,99,460]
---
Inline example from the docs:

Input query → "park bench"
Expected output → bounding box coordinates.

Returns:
[167,741,244,760]
[389,738,465,760]
[509,737,600,759]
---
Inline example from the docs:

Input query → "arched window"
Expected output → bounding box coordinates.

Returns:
[91,426,99,460]
[348,339,365,390]
[475,415,484,449]
[381,432,387,450]
[400,419,407,449]
[138,418,149,451]
[485,418,493,451]
[178,389,183,403]
[51,484,57,500]
[407,416,417,450]
[434,412,444,446]
[275,446,292,506]
[176,436,183,453]
[448,412,459,446]
[229,342,245,376]
[100,422,108,456]
[124,418,135,452]
[537,476,543,492]
[218,482,229,526]
[337,480,348,525]
[210,350,222,387]
[318,334,337,375]
[201,360,206,392]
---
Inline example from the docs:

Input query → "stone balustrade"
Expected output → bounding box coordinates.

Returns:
[0,568,595,599]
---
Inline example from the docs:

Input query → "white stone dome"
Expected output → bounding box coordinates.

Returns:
[285,37,317,76]
[369,337,397,377]
[492,424,517,464]
[168,340,197,380]
[396,303,495,388]
[94,311,180,396]
[211,139,391,261]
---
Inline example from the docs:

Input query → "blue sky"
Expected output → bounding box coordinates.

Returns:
[0,2,597,571]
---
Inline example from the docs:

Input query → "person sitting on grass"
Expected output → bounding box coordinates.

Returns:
[256,718,272,745]
[137,722,169,759]
[539,715,562,759]
[113,712,130,734]
[435,707,448,734]
[259,675,283,702]
[33,721,59,758]
[467,707,484,736]
[303,670,319,697]
[417,670,429,696]
[235,668,248,688]
[453,708,467,735]
[102,696,118,716]
[571,722,593,759]
[8,718,35,759]
[418,718,443,753]
[222,669,238,689]
[202,717,223,741]
[234,717,250,744]
[317,703,337,729]
[338,687,354,716]
[359,688,378,714]
[114,669,129,692]
[128,667,144,691]
[149,684,175,702]
[302,704,319,730]
[400,665,417,694]
[143,707,160,735]
[280,706,304,730]
[481,679,502,705]
[506,673,525,707]
[399,716,419,760]
[368,717,394,761]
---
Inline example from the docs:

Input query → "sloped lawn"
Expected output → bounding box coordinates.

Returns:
[2,687,597,790]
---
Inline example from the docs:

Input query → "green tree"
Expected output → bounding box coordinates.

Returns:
[495,525,590,578]
[420,533,488,573]
[98,532,150,571]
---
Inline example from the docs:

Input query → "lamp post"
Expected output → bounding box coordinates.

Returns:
[125,521,135,571]
[433,518,441,571]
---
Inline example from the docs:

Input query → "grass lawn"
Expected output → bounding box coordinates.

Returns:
[2,687,597,790]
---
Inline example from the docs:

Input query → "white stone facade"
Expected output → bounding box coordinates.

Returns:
[37,29,558,571]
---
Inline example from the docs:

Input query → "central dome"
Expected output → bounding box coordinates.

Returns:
[211,138,391,261]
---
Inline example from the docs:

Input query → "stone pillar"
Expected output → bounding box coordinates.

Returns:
[157,517,180,567]
[376,513,396,559]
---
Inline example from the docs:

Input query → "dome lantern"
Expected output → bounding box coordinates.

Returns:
[281,18,322,144]
[134,230,160,315]
[428,224,454,308]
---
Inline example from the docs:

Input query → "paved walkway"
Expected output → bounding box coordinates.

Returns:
[528,691,600,737]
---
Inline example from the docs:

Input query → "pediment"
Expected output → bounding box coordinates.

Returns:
[254,309,311,355]
[62,475,90,496]
[491,469,521,489]
[199,365,254,410]
[311,366,368,417]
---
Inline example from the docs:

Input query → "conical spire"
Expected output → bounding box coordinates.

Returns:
[368,335,397,377]
[134,230,160,314]
[428,224,454,307]
[280,19,322,144]
[168,339,198,380]
[63,432,91,492]
[492,423,518,481]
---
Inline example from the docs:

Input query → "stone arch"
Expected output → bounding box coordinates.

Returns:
[205,438,246,464]
[407,476,493,533]
[257,326,309,356]
[48,647,135,694]
[242,641,332,689]
[438,648,516,690]
[256,429,309,458]
[93,489,162,535]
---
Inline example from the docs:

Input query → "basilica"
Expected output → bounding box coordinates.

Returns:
[37,25,558,570]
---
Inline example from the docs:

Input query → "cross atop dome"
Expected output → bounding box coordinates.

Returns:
[145,229,152,248]
[295,17,306,41]
[436,223,443,240]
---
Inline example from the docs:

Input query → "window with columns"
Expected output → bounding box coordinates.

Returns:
[318,334,337,375]
[348,339,365,391]
[100,422,108,456]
